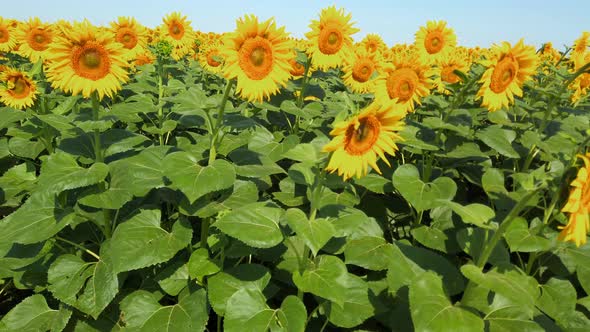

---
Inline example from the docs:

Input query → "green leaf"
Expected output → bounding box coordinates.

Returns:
[47,254,118,319]
[456,227,510,266]
[78,161,134,209]
[103,209,192,273]
[37,152,108,195]
[461,264,540,318]
[322,274,374,328]
[392,164,456,212]
[476,125,520,158]
[188,248,221,280]
[0,161,36,205]
[119,145,169,196]
[277,296,307,332]
[156,263,189,296]
[51,95,80,115]
[409,272,484,332]
[142,119,177,135]
[445,202,496,229]
[224,289,275,332]
[344,236,395,271]
[354,173,393,194]
[504,217,553,252]
[537,278,577,323]
[282,143,319,164]
[36,113,76,131]
[485,307,544,332]
[214,202,284,249]
[208,264,271,316]
[0,295,62,331]
[411,225,455,253]
[0,192,75,244]
[284,208,335,256]
[292,255,348,307]
[164,152,236,203]
[0,107,26,129]
[9,137,46,159]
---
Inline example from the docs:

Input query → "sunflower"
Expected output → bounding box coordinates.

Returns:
[158,12,195,60]
[569,52,590,104]
[323,101,405,180]
[45,20,129,100]
[110,16,149,61]
[305,6,359,71]
[374,53,433,114]
[14,17,55,62]
[433,50,470,94]
[360,33,386,55]
[539,42,561,64]
[221,14,293,102]
[198,39,224,74]
[342,46,382,94]
[133,50,155,67]
[0,17,18,53]
[414,20,457,64]
[558,153,590,247]
[571,32,589,68]
[0,68,38,109]
[476,39,538,112]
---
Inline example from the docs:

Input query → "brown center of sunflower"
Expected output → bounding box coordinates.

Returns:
[116,27,138,49]
[168,21,185,40]
[580,73,590,90]
[28,29,51,51]
[289,58,305,76]
[318,24,344,55]
[367,42,378,53]
[424,31,444,54]
[238,36,273,80]
[352,57,375,83]
[10,76,31,99]
[71,42,111,81]
[344,115,381,155]
[490,56,519,93]
[206,50,221,67]
[0,28,6,42]
[441,64,461,84]
[386,67,419,102]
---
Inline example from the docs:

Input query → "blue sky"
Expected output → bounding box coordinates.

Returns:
[4,0,588,49]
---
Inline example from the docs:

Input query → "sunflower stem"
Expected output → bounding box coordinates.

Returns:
[208,79,235,165]
[293,58,312,135]
[91,92,102,163]
[157,66,165,146]
[55,236,101,261]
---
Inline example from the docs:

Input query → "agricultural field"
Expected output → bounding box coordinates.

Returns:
[0,6,589,331]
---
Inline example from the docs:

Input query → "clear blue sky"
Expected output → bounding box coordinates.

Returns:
[4,0,588,49]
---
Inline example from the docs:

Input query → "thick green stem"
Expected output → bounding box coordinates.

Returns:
[55,236,101,260]
[200,218,210,249]
[91,93,102,163]
[208,79,235,165]
[293,58,311,135]
[157,71,164,145]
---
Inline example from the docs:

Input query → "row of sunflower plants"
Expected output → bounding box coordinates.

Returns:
[0,7,590,332]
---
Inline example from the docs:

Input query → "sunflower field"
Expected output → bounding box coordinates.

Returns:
[1,7,590,331]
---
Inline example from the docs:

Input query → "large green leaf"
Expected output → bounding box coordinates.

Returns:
[118,145,169,196]
[284,208,335,256]
[0,295,68,332]
[0,192,75,244]
[292,255,348,307]
[78,161,134,209]
[224,289,276,332]
[188,248,221,281]
[476,125,519,158]
[392,164,456,212]
[503,217,553,252]
[37,152,108,195]
[208,264,271,316]
[322,274,374,328]
[214,202,284,248]
[445,201,496,229]
[164,151,236,203]
[276,296,307,332]
[102,209,192,273]
[537,278,577,324]
[344,236,395,271]
[410,272,484,332]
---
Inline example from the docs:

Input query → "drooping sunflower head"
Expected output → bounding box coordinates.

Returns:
[14,17,55,62]
[323,101,405,180]
[374,54,434,114]
[571,31,590,68]
[569,51,590,104]
[476,39,539,112]
[558,152,590,247]
[360,33,386,55]
[0,67,39,109]
[414,20,457,64]
[110,16,149,61]
[45,20,129,100]
[433,49,470,94]
[198,38,224,74]
[158,12,195,60]
[305,6,359,71]
[342,46,383,94]
[221,14,294,102]
[539,42,561,64]
[0,17,18,53]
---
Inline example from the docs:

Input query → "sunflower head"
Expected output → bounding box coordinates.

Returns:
[198,38,224,74]
[433,49,470,94]
[110,16,148,61]
[305,6,359,71]
[569,52,590,104]
[221,14,293,102]
[360,33,386,55]
[0,67,38,109]
[414,20,457,64]
[571,32,590,67]
[323,101,405,180]
[374,53,434,114]
[14,17,55,62]
[0,17,18,53]
[342,46,382,93]
[45,20,129,100]
[558,153,590,247]
[158,12,195,60]
[476,39,539,112]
